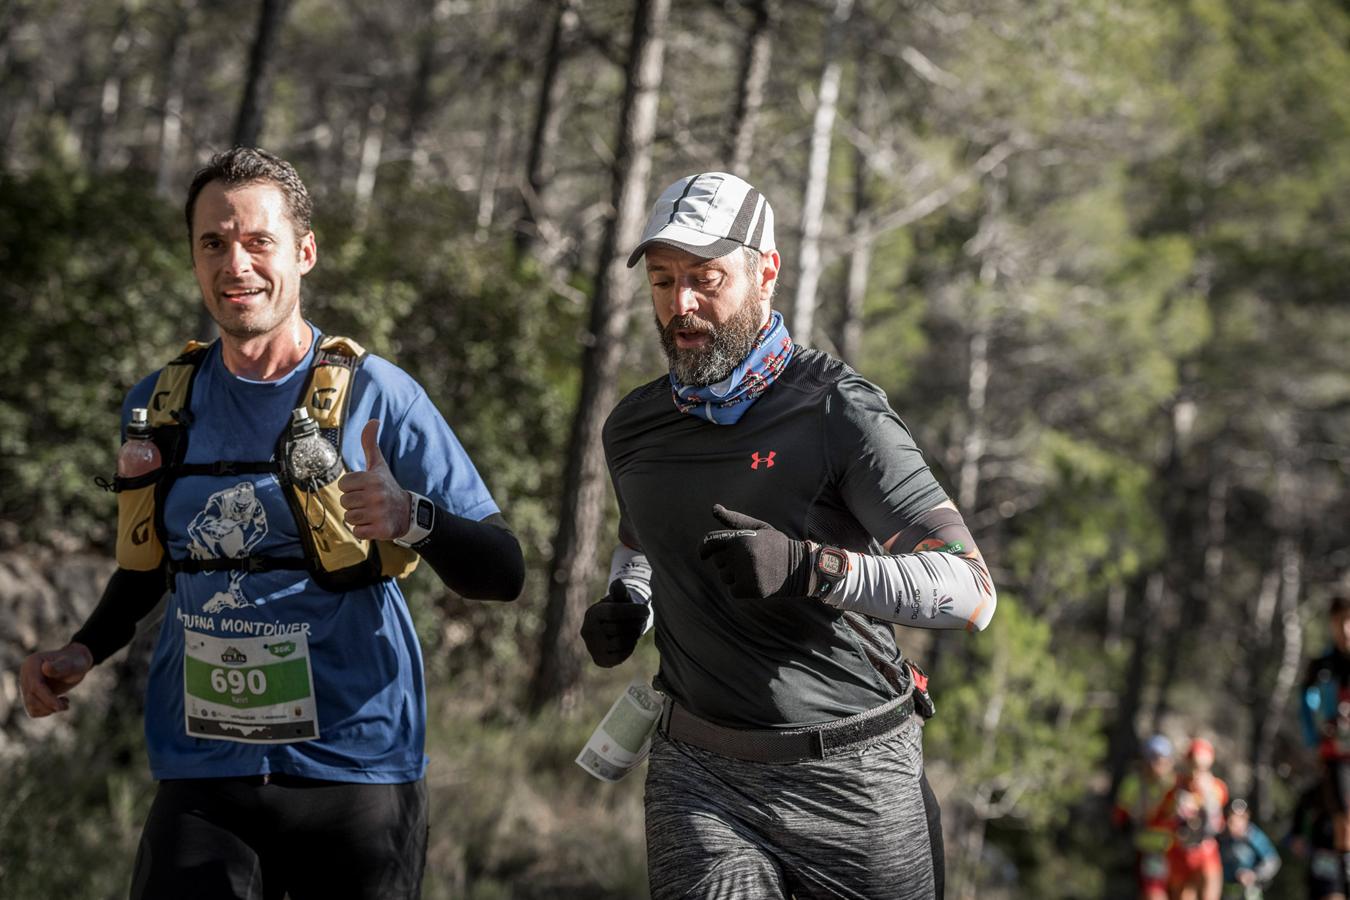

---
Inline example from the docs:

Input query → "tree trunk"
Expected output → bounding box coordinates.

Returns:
[791,0,853,345]
[198,0,290,342]
[476,96,512,242]
[352,94,386,231]
[515,0,579,260]
[388,0,448,196]
[529,0,671,713]
[1147,393,1200,734]
[231,0,291,149]
[86,14,133,171]
[724,0,775,175]
[1108,572,1163,796]
[155,0,195,199]
[1250,542,1302,818]
[838,72,876,366]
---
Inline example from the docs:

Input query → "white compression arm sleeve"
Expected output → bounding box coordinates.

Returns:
[608,545,654,634]
[824,549,996,632]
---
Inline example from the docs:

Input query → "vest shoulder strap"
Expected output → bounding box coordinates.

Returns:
[147,341,213,427]
[316,334,366,361]
[304,334,366,429]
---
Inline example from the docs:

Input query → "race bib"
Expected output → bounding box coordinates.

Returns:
[183,629,319,743]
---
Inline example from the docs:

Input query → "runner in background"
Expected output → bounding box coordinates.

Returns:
[1113,734,1177,899]
[1302,596,1350,891]
[1154,738,1229,900]
[1217,798,1279,899]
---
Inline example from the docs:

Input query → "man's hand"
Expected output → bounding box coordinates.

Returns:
[580,581,650,667]
[698,504,812,601]
[19,642,93,717]
[338,420,413,541]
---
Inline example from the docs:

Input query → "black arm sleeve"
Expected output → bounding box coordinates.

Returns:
[415,510,525,601]
[71,566,168,665]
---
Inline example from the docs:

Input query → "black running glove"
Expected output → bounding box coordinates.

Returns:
[698,504,813,600]
[580,580,650,667]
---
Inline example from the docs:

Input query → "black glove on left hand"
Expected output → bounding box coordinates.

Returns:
[580,580,650,668]
[698,504,813,600]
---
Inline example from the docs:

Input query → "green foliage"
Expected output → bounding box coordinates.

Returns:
[925,596,1106,892]
[0,165,198,547]
[1006,432,1161,609]
[0,715,154,898]
[928,596,1105,829]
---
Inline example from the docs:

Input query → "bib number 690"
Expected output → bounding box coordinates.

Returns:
[210,667,267,696]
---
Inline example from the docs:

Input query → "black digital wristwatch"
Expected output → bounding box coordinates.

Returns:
[812,546,849,599]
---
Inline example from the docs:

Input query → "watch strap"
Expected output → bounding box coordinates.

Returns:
[393,491,435,548]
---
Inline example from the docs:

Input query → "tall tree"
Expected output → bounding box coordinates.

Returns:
[529,0,671,712]
[837,70,876,366]
[154,0,195,199]
[791,0,852,345]
[198,0,291,341]
[515,0,578,260]
[231,0,290,149]
[723,0,775,175]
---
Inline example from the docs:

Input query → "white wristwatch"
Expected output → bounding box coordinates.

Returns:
[393,491,435,548]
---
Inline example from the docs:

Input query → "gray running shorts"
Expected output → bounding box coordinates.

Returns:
[644,716,940,899]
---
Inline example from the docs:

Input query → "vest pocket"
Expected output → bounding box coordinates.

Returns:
[115,480,164,570]
[291,478,370,572]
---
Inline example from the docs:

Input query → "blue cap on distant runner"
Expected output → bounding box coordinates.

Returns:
[1143,734,1172,760]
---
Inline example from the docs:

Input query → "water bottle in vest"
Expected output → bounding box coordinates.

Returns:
[117,408,161,477]
[286,407,340,485]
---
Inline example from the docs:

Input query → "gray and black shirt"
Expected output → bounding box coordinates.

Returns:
[603,347,946,729]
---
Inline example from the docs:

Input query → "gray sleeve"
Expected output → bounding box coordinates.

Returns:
[826,374,949,543]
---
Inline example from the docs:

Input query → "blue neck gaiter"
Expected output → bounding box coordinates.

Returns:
[670,311,795,425]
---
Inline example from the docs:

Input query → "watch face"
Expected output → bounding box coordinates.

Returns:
[819,550,846,577]
[415,500,434,530]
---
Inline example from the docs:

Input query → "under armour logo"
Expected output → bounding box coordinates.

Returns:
[311,386,337,411]
[750,451,776,470]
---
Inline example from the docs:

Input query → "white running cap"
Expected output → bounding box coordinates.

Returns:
[627,172,775,268]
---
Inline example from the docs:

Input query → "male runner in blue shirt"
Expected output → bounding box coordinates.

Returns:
[20,148,524,899]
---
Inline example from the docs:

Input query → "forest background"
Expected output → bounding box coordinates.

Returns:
[0,0,1348,896]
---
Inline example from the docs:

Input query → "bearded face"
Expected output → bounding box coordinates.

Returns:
[657,284,765,386]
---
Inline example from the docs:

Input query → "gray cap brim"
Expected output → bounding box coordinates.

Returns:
[626,236,746,269]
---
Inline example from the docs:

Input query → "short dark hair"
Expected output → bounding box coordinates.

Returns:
[184,147,313,245]
[1331,596,1350,617]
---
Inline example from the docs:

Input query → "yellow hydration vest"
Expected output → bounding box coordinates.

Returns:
[112,335,419,591]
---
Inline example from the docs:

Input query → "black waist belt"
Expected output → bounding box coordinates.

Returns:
[659,694,914,764]
[167,556,311,575]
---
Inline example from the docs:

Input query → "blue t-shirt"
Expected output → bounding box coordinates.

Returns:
[123,325,498,782]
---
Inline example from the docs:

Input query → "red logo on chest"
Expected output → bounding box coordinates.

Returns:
[750,451,776,470]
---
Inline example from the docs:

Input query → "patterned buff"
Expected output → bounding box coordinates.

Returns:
[670,311,795,425]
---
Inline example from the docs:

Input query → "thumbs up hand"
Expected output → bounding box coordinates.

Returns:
[338,419,413,541]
